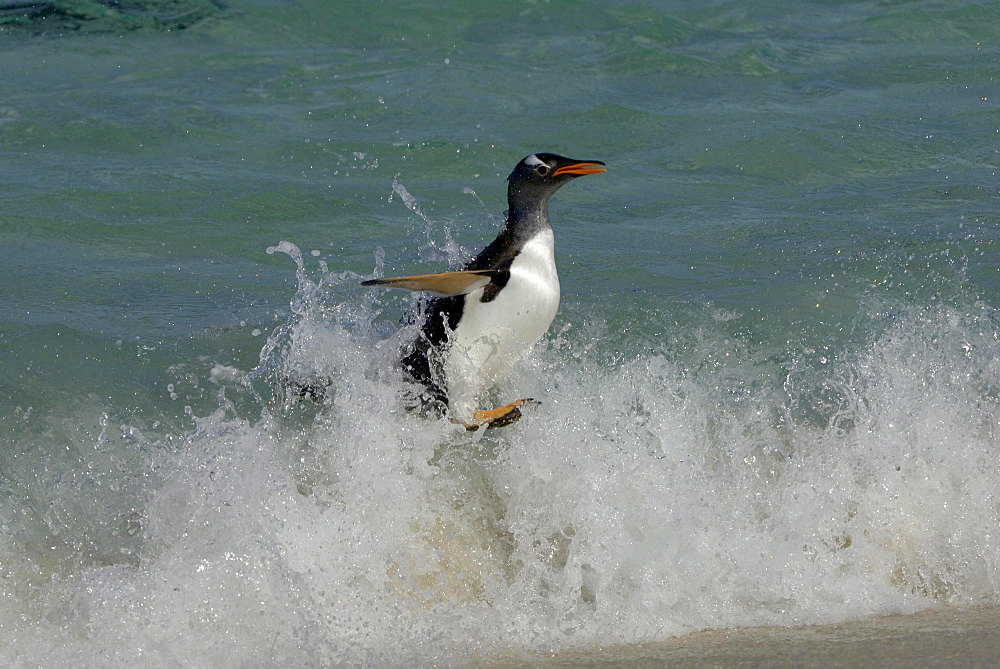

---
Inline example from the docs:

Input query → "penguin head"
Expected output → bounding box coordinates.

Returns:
[506,153,605,213]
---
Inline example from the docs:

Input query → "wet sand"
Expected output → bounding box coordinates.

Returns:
[497,606,1000,667]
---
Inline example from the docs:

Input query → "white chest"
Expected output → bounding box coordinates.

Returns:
[444,229,560,415]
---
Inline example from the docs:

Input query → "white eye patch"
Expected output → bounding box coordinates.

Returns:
[523,154,545,168]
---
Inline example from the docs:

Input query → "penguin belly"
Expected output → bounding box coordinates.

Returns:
[443,230,559,419]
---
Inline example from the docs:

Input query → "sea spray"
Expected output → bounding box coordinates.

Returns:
[2,249,998,664]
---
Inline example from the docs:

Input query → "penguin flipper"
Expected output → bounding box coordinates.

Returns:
[361,269,500,296]
[462,398,539,430]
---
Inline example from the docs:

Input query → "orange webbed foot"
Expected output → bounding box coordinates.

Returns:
[460,398,540,430]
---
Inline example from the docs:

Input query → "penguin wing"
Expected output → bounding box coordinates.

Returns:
[361,269,502,296]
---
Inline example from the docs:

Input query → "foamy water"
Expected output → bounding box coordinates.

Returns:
[3,1,998,663]
[3,243,997,665]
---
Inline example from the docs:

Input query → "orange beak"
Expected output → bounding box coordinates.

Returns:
[552,161,607,177]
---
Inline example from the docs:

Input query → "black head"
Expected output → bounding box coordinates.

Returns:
[507,152,606,189]
[506,152,606,216]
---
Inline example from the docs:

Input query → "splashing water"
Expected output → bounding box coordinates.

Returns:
[2,241,999,665]
[390,179,469,268]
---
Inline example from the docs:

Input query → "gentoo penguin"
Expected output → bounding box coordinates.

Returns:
[362,152,606,428]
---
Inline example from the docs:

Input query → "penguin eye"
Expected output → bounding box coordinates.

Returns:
[535,164,551,176]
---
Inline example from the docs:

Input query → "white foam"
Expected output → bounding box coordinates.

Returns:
[2,255,998,665]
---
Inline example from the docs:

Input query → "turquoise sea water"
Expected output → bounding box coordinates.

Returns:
[1,1,999,663]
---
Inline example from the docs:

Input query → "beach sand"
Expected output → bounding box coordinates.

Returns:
[496,606,1000,667]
